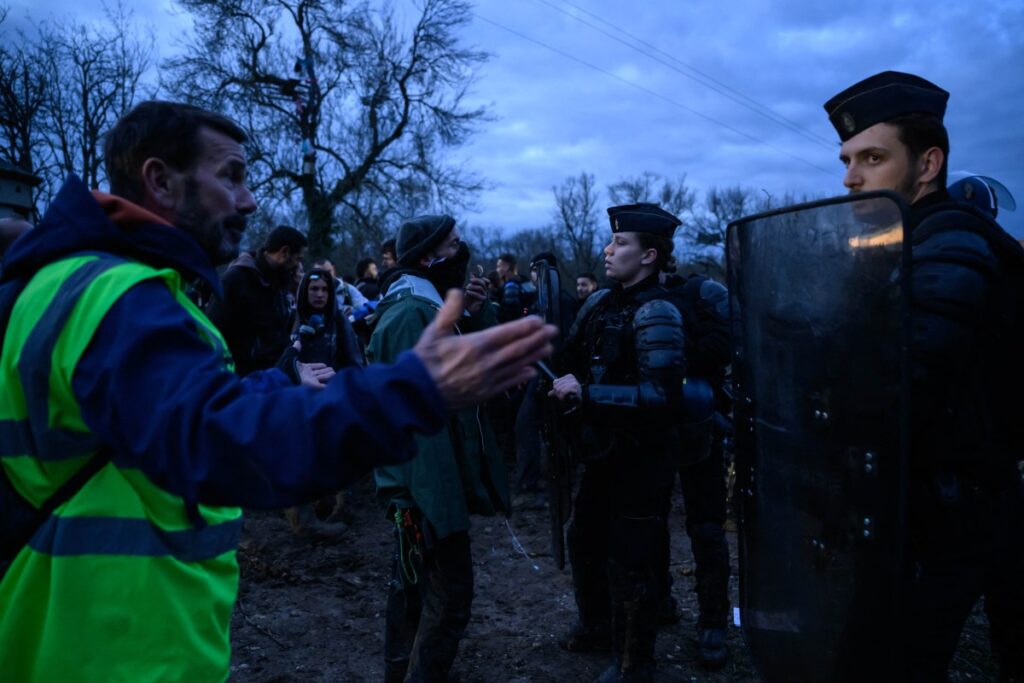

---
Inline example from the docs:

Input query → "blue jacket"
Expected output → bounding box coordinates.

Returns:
[1,176,446,508]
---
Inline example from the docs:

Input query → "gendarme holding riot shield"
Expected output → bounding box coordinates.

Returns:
[729,71,1024,682]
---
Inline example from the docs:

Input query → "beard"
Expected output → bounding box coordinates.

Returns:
[895,164,921,204]
[177,177,247,265]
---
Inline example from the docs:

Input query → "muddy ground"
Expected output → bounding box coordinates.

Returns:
[229,474,1001,682]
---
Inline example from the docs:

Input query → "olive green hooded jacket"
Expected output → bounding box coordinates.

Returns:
[370,273,509,538]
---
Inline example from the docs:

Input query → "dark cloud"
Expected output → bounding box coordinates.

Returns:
[13,0,1024,236]
[459,0,1024,236]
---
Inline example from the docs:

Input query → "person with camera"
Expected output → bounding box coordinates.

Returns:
[276,268,367,534]
[278,268,364,382]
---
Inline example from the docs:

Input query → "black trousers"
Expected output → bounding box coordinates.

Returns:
[514,377,543,492]
[384,513,473,683]
[658,438,731,629]
[567,447,676,665]
[903,476,1024,682]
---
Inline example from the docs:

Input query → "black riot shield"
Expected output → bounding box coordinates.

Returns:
[534,259,563,347]
[727,191,910,682]
[534,259,574,569]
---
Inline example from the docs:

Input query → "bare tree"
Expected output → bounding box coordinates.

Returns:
[43,4,153,189]
[0,2,154,208]
[551,171,602,275]
[682,185,757,277]
[0,8,53,202]
[607,171,696,218]
[167,0,488,256]
[461,224,560,275]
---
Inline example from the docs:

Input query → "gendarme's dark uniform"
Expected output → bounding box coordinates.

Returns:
[825,71,1024,681]
[658,273,732,666]
[901,188,1024,681]
[559,204,686,682]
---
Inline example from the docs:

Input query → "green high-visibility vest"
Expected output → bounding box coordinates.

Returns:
[0,253,242,682]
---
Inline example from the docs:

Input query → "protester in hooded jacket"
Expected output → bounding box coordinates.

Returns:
[277,268,364,382]
[370,215,510,683]
[277,268,366,533]
[205,225,308,376]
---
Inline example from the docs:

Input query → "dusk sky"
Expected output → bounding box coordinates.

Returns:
[9,0,1024,237]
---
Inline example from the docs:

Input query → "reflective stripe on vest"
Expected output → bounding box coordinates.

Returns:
[30,514,241,561]
[6,258,116,462]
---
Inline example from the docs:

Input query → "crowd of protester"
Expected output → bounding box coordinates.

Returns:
[198,222,606,529]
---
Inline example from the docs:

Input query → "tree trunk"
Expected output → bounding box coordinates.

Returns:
[303,181,334,257]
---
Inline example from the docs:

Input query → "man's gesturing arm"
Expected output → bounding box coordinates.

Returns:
[414,290,557,410]
[72,282,555,508]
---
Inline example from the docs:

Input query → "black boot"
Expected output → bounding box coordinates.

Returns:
[597,594,657,683]
[697,626,727,670]
[594,658,655,683]
[657,594,679,626]
[560,618,612,653]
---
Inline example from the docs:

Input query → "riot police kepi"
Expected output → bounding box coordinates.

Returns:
[549,203,687,683]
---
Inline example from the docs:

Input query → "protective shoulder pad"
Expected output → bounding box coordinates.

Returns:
[562,288,610,354]
[698,279,730,318]
[571,288,610,328]
[913,228,997,277]
[915,204,1022,264]
[635,298,684,328]
[635,299,685,373]
[911,228,996,329]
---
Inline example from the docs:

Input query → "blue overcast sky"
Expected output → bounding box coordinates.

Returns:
[9,0,1024,237]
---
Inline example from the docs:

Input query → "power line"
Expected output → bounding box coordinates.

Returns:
[536,0,837,150]
[472,12,838,178]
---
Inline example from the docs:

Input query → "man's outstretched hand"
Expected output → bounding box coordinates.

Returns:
[413,290,557,411]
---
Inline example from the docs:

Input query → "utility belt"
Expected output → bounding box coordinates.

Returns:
[576,375,717,466]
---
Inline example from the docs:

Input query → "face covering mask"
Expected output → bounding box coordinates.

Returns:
[424,241,471,296]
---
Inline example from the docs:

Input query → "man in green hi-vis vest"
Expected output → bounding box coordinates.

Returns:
[0,101,556,682]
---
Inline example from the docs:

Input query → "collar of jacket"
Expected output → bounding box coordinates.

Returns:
[910,188,951,218]
[224,250,288,289]
[383,272,474,319]
[612,272,661,300]
[385,273,444,308]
